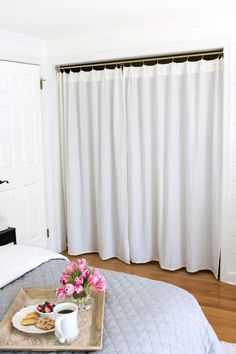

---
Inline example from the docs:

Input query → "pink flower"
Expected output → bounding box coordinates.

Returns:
[94,275,106,291]
[60,272,70,284]
[88,274,97,287]
[56,286,67,298]
[81,268,89,278]
[64,283,75,296]
[66,262,77,274]
[93,268,101,280]
[76,258,87,272]
[88,269,106,291]
[74,285,83,294]
[75,276,84,286]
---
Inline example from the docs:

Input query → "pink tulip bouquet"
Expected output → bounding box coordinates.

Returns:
[56,258,106,304]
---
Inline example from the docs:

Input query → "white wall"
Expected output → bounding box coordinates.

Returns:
[224,42,236,284]
[46,17,236,284]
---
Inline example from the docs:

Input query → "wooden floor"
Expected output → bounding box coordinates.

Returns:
[62,251,236,343]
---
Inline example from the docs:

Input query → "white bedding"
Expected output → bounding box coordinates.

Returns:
[0,244,68,289]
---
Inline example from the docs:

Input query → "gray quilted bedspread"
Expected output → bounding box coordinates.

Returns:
[0,259,223,354]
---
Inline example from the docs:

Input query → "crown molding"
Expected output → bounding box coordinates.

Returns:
[0,29,47,63]
[47,16,234,64]
[47,16,236,47]
[0,29,46,46]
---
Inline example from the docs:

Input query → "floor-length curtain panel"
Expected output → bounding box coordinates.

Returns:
[124,58,223,277]
[57,69,129,262]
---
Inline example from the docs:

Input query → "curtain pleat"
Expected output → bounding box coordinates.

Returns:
[58,69,130,262]
[124,59,223,276]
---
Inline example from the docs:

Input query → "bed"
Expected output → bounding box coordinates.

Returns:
[0,244,224,354]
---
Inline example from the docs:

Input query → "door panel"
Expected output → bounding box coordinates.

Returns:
[0,189,16,227]
[22,108,36,165]
[0,107,13,168]
[0,61,47,247]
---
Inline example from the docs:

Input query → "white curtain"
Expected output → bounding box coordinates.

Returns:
[58,58,223,277]
[124,59,223,276]
[57,69,130,262]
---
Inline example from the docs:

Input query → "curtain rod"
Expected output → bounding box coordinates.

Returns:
[56,49,223,72]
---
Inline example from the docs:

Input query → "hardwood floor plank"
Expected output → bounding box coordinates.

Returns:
[62,251,236,343]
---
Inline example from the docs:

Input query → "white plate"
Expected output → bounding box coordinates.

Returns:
[12,305,55,334]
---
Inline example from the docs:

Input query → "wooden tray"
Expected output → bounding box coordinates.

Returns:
[0,287,105,352]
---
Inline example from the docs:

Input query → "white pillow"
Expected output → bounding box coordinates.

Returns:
[0,244,68,289]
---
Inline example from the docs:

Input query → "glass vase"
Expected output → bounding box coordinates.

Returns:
[69,287,92,309]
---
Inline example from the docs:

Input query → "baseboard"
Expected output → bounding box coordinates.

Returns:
[226,272,236,285]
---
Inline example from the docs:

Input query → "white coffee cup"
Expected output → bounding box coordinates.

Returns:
[53,302,79,344]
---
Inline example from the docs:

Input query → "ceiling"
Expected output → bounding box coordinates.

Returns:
[0,0,236,40]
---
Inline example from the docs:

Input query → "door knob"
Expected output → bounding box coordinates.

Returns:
[0,180,9,185]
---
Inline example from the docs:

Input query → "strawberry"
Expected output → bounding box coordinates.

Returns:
[44,306,52,313]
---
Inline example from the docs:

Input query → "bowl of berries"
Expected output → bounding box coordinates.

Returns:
[36,301,56,319]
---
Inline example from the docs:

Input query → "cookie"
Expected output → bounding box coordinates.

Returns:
[21,311,39,326]
[35,318,55,330]
[24,311,39,319]
[21,316,39,326]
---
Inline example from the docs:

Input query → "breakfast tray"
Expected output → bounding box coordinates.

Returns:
[0,287,105,352]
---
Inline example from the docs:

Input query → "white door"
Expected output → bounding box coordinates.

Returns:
[0,60,47,247]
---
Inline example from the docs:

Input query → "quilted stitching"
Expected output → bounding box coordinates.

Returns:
[0,260,224,354]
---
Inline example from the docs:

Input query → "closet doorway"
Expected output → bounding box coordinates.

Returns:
[58,52,223,277]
